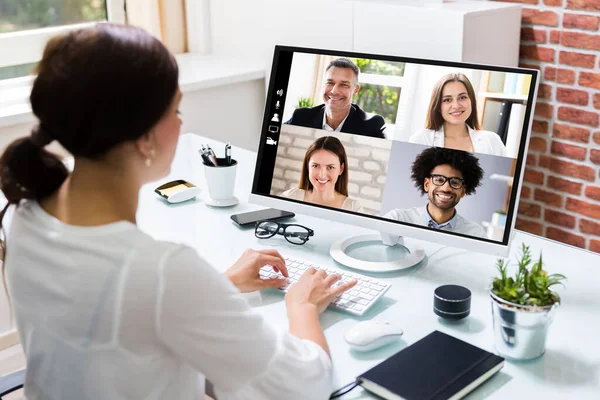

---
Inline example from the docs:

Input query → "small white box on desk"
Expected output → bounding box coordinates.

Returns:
[353,0,522,66]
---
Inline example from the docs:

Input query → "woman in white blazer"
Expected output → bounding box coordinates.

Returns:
[409,73,507,157]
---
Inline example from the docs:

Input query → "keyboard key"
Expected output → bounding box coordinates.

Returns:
[259,256,391,316]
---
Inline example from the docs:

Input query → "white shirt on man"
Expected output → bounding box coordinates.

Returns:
[5,200,332,400]
[409,125,507,157]
[384,205,487,238]
[321,109,348,132]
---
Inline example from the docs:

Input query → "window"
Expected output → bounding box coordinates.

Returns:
[349,59,405,129]
[0,0,125,80]
[0,0,125,119]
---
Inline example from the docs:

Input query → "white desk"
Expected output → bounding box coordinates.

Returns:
[138,134,600,399]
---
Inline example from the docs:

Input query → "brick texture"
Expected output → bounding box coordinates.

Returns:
[579,72,600,90]
[556,87,589,105]
[529,137,548,152]
[552,123,590,143]
[534,188,563,207]
[548,158,595,181]
[524,168,545,184]
[522,9,559,26]
[557,106,599,127]
[521,27,547,42]
[591,240,600,253]
[566,198,600,219]
[519,201,542,218]
[537,84,552,100]
[563,13,600,30]
[547,176,582,195]
[594,94,600,110]
[546,227,585,248]
[585,186,600,202]
[543,0,562,5]
[550,141,586,160]
[515,218,543,235]
[559,51,596,68]
[544,67,575,84]
[561,32,600,51]
[535,102,554,118]
[567,0,600,12]
[533,119,549,133]
[520,45,555,62]
[580,219,600,236]
[545,209,576,228]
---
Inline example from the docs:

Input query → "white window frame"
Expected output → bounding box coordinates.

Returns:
[358,70,406,138]
[0,0,125,69]
[0,0,125,125]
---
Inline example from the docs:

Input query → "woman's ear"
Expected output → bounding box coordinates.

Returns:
[340,162,345,175]
[135,129,156,159]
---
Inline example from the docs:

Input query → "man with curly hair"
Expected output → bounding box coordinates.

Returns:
[385,147,486,238]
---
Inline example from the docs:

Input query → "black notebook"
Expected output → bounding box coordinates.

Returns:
[357,330,504,400]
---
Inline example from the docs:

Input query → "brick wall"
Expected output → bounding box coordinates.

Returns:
[494,0,600,253]
[270,124,392,215]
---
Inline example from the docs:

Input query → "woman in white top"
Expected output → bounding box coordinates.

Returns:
[409,73,507,157]
[0,24,356,400]
[281,136,364,212]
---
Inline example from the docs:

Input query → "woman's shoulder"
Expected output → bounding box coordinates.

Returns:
[341,196,364,212]
[281,187,305,200]
[472,129,507,155]
[408,129,435,144]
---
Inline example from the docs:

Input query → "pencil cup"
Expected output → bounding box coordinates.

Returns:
[203,158,237,201]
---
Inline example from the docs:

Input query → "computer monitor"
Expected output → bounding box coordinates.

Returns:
[250,45,538,268]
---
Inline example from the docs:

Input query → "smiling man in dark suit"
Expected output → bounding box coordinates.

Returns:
[285,58,387,139]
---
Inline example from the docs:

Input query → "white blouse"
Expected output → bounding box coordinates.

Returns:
[281,187,364,213]
[5,201,332,400]
[408,126,508,157]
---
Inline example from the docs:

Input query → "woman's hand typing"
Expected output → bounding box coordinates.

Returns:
[225,248,288,293]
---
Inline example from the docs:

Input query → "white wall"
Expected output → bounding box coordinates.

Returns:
[283,53,318,122]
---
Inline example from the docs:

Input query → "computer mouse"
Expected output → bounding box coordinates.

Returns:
[344,320,403,352]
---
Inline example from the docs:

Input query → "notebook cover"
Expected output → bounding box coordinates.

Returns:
[357,330,504,400]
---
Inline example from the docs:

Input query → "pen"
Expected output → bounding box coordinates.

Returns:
[225,143,232,166]
[198,149,211,166]
[206,145,219,166]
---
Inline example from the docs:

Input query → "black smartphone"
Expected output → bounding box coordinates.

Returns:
[230,208,295,226]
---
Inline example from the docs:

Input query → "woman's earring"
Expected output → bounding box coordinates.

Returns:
[145,149,156,168]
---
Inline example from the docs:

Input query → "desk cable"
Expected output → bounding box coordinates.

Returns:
[329,380,359,399]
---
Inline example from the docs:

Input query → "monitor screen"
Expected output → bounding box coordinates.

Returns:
[250,46,538,257]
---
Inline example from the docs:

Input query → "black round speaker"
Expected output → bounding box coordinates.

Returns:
[433,284,471,320]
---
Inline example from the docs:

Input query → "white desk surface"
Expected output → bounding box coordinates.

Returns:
[138,134,600,399]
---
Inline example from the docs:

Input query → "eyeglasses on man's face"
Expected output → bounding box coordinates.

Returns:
[255,221,314,245]
[429,174,465,190]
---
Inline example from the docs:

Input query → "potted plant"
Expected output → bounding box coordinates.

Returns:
[491,210,507,227]
[490,243,566,360]
[295,96,314,109]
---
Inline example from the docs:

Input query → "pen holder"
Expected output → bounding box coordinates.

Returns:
[203,158,237,201]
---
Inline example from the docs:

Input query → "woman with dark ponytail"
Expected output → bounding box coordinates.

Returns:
[1,24,355,400]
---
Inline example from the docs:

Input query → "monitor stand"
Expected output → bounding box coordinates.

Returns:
[329,232,425,273]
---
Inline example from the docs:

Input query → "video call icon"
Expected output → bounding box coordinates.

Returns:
[266,137,277,145]
[276,89,284,96]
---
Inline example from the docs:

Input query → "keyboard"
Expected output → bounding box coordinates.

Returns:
[259,256,391,316]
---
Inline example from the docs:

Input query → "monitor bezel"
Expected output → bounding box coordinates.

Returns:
[251,45,539,257]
